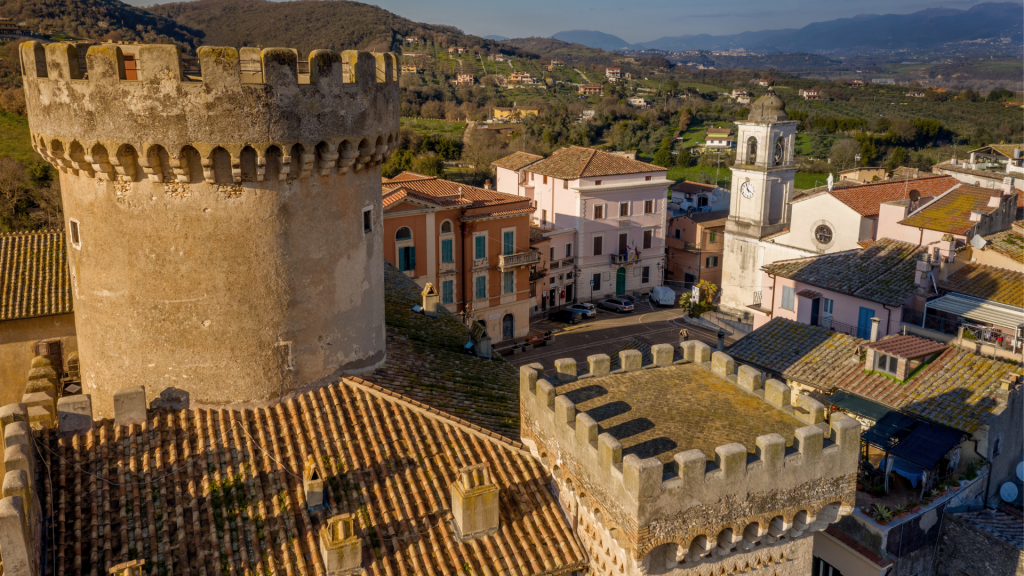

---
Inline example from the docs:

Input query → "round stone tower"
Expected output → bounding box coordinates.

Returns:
[20,42,399,416]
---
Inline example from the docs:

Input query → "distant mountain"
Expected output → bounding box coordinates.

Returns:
[639,2,1023,53]
[149,0,523,55]
[551,30,635,51]
[483,35,508,41]
[500,37,615,65]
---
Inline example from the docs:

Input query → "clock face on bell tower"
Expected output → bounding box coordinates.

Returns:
[740,181,754,199]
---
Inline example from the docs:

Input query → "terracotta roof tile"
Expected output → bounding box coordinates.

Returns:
[938,262,1023,307]
[729,318,1016,432]
[524,146,665,180]
[981,228,1024,263]
[461,207,535,221]
[829,175,957,217]
[0,230,72,321]
[762,238,925,307]
[669,181,720,195]
[761,228,789,241]
[864,334,947,359]
[900,184,1004,234]
[491,151,543,171]
[38,262,585,576]
[688,209,729,226]
[953,508,1024,549]
[383,173,527,210]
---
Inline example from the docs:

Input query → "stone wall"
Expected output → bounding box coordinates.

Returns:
[22,42,399,415]
[934,513,1024,576]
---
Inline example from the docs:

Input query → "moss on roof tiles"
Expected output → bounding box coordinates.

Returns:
[939,262,1024,307]
[0,230,72,321]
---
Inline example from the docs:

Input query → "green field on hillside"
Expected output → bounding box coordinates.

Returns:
[0,112,37,163]
[400,117,468,138]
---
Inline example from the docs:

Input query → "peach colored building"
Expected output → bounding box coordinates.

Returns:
[382,173,537,342]
[666,209,727,288]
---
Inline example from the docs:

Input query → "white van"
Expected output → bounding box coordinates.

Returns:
[648,286,676,307]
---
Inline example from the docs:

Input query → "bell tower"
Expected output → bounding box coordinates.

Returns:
[721,85,798,311]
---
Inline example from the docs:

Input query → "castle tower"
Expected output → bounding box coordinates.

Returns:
[721,87,798,312]
[21,42,399,416]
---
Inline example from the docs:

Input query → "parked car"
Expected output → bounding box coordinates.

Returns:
[599,298,635,313]
[549,309,585,324]
[566,302,597,318]
[649,286,676,307]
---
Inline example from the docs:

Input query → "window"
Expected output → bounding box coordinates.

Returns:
[618,233,628,254]
[641,266,650,284]
[594,204,605,220]
[474,235,486,259]
[69,219,81,249]
[475,275,487,300]
[441,239,454,263]
[705,256,719,268]
[550,247,555,260]
[362,207,372,233]
[593,236,603,256]
[644,200,654,214]
[643,229,653,249]
[442,280,454,304]
[823,298,834,316]
[674,229,681,239]
[398,246,416,271]
[619,202,630,217]
[543,175,547,184]
[815,224,833,245]
[592,273,601,291]
[709,231,717,243]
[645,175,652,181]
[595,180,602,186]
[876,353,899,375]
[698,195,709,208]
[565,243,573,258]
[502,230,514,255]
[503,270,514,294]
[541,209,547,223]
[562,180,568,189]
[396,227,412,241]
[812,557,845,576]
[781,286,795,311]
[993,434,1003,457]
[440,220,452,234]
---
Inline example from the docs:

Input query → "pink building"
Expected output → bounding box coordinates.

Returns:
[751,239,926,339]
[493,147,673,300]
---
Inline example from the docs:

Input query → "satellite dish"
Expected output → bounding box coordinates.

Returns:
[908,189,921,203]
[1000,478,1023,506]
[1017,460,1023,481]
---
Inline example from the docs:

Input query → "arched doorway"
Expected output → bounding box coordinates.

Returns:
[615,267,626,296]
[502,313,514,341]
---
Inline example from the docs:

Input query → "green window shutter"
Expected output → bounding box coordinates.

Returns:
[475,236,486,259]
[503,231,514,255]
[442,280,454,304]
[441,239,453,263]
[409,247,416,271]
[503,270,514,293]
[475,276,486,299]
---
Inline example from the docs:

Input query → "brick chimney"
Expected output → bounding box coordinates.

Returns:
[484,179,492,190]
[869,317,880,342]
[320,514,362,574]
[451,464,499,540]
[421,283,440,318]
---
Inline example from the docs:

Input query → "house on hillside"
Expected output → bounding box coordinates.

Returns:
[838,166,886,184]
[704,127,734,149]
[800,89,820,100]
[452,73,475,86]
[578,83,603,96]
[492,106,539,122]
[626,96,650,109]
[605,67,621,81]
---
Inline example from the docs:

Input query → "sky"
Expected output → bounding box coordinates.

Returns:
[341,0,990,43]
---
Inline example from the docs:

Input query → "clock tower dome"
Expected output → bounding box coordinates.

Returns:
[721,86,798,311]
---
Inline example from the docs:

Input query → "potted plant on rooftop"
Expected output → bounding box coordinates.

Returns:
[908,499,921,513]
[873,505,893,525]
[893,505,909,519]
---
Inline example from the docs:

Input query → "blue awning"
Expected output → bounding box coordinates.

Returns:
[827,391,892,422]
[863,412,917,450]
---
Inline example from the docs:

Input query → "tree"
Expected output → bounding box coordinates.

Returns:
[829,139,860,171]
[411,154,445,177]
[652,137,673,168]
[420,100,445,119]
[678,280,719,318]
[886,147,908,171]
[382,149,415,178]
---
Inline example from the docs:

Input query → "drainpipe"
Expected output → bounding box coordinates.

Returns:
[883,304,894,337]
[768,273,777,317]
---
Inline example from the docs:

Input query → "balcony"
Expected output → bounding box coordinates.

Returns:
[498,251,541,270]
[610,253,628,265]
[817,316,857,337]
[472,257,489,270]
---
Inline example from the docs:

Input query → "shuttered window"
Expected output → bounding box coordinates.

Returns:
[442,280,454,304]
[781,286,795,311]
[475,235,486,259]
[503,271,514,294]
[475,276,487,300]
[441,239,453,263]
[398,246,416,271]
[503,231,514,255]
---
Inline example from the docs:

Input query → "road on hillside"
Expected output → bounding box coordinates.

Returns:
[508,300,738,371]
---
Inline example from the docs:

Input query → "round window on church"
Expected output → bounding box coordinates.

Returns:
[815,225,833,245]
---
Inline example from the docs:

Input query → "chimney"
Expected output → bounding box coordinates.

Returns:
[303,456,324,511]
[969,152,976,166]
[484,179,492,190]
[109,560,146,576]
[869,317,880,342]
[421,283,439,318]
[969,211,983,222]
[320,514,362,574]
[451,464,499,540]
[915,253,932,287]
[1002,177,1016,196]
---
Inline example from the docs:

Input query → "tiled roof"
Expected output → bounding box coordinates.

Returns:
[524,146,665,179]
[864,334,947,359]
[688,209,729,227]
[728,318,1016,432]
[938,262,1023,308]
[0,230,72,321]
[982,228,1024,263]
[796,289,822,299]
[761,228,789,241]
[828,176,956,217]
[900,184,1002,235]
[461,207,535,221]
[857,240,875,248]
[39,376,586,576]
[38,262,585,576]
[383,173,528,211]
[491,151,543,171]
[971,144,1024,158]
[953,509,1024,549]
[374,263,521,437]
[762,238,925,307]
[669,181,719,195]
[935,161,1009,181]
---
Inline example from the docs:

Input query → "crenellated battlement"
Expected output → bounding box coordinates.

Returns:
[22,42,399,182]
[519,344,859,560]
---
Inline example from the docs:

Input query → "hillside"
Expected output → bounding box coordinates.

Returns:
[149,0,520,55]
[497,37,615,65]
[0,0,198,46]
[551,30,634,52]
